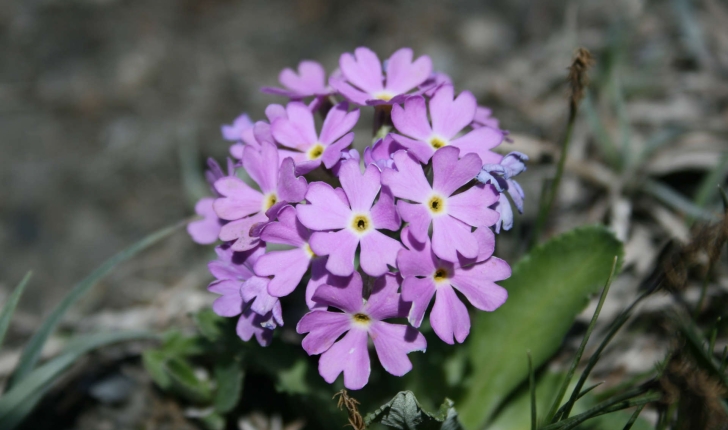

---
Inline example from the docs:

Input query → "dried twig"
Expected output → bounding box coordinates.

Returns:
[333,389,365,430]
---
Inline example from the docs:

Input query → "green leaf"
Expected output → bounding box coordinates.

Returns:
[143,350,173,390]
[364,391,464,430]
[194,309,226,342]
[198,412,226,430]
[0,331,156,427]
[213,359,244,414]
[0,272,32,351]
[459,225,623,429]
[275,359,310,395]
[165,357,213,403]
[7,221,185,388]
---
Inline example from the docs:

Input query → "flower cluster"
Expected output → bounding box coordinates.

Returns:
[187,47,525,390]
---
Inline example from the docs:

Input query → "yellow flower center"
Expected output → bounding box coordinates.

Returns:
[429,137,447,149]
[304,243,316,258]
[352,313,370,323]
[374,91,394,101]
[263,193,278,210]
[433,268,449,282]
[351,214,371,233]
[308,143,325,160]
[427,195,445,214]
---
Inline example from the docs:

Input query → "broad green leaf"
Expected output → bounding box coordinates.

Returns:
[160,330,206,357]
[364,391,464,430]
[194,309,226,342]
[213,359,244,414]
[0,331,156,426]
[0,272,32,350]
[165,357,213,403]
[459,225,623,429]
[143,350,173,390]
[198,412,226,430]
[7,220,185,388]
[275,359,310,395]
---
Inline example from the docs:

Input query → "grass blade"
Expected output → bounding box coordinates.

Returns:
[6,220,186,388]
[643,179,718,222]
[0,272,32,350]
[527,352,536,430]
[546,256,618,423]
[0,331,158,426]
[622,404,646,430]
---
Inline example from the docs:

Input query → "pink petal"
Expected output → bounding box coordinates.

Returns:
[276,157,308,204]
[384,48,432,95]
[397,236,437,278]
[219,213,267,251]
[259,205,307,246]
[255,248,310,297]
[305,257,329,309]
[430,285,470,344]
[241,276,278,315]
[319,102,360,144]
[450,127,505,163]
[370,186,401,231]
[311,271,364,314]
[390,134,435,164]
[473,227,496,263]
[321,132,355,169]
[429,86,476,139]
[432,147,482,197]
[447,186,500,228]
[370,321,426,376]
[236,309,273,346]
[266,104,287,122]
[450,257,510,312]
[432,216,479,262]
[396,201,431,243]
[319,328,371,389]
[391,96,432,140]
[188,198,221,245]
[339,47,384,94]
[310,230,359,276]
[329,76,371,106]
[279,60,327,95]
[297,310,352,355]
[208,280,243,317]
[364,273,407,320]
[243,143,279,194]
[381,150,431,202]
[339,162,380,213]
[214,177,263,220]
[271,102,318,150]
[401,277,436,327]
[297,182,352,231]
[359,231,402,277]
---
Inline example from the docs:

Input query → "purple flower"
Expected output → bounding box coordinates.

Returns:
[272,101,359,175]
[381,147,499,262]
[417,72,452,97]
[297,161,402,277]
[261,60,331,99]
[363,134,405,170]
[253,205,317,298]
[476,151,528,233]
[296,272,426,390]
[229,105,287,160]
[207,244,283,346]
[391,86,504,164]
[221,113,253,142]
[214,143,307,251]
[187,158,237,245]
[472,106,501,129]
[330,47,432,106]
[398,227,510,344]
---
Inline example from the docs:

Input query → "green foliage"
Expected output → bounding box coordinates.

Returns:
[7,220,186,388]
[365,391,464,430]
[0,272,32,350]
[459,225,623,429]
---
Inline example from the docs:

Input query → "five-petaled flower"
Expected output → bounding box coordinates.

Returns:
[382,147,500,262]
[297,272,426,390]
[297,160,402,277]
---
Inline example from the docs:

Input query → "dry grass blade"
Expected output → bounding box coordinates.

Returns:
[333,390,365,430]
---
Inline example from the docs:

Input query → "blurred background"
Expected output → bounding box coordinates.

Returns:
[1,0,727,428]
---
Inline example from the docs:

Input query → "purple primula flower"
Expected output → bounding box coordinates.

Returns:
[261,60,331,100]
[472,106,501,129]
[229,105,287,159]
[215,143,307,251]
[253,205,319,299]
[381,147,500,262]
[476,151,528,233]
[398,227,510,344]
[391,85,505,164]
[272,101,359,175]
[297,160,402,277]
[296,272,426,390]
[187,158,237,245]
[207,244,283,346]
[330,47,432,106]
[221,113,253,142]
[417,72,452,97]
[363,134,405,170]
